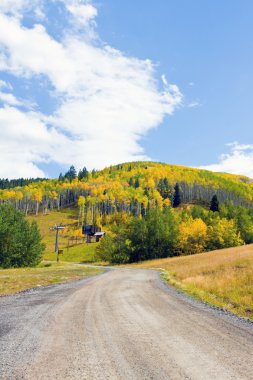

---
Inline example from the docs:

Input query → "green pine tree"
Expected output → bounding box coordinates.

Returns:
[210,195,219,212]
[173,183,181,207]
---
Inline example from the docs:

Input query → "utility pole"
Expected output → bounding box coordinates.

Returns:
[49,224,65,262]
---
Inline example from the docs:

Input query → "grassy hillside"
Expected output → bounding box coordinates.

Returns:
[27,208,99,263]
[135,244,253,320]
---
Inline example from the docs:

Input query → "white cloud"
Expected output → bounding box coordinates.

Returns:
[0,0,41,19]
[0,0,28,13]
[200,142,253,178]
[161,74,168,86]
[0,106,76,177]
[188,100,201,108]
[0,92,21,106]
[0,1,182,178]
[66,2,97,26]
[0,107,51,178]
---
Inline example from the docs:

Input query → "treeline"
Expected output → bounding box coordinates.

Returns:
[96,201,252,264]
[59,166,90,182]
[0,177,47,190]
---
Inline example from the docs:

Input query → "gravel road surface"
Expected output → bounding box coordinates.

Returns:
[1,268,253,380]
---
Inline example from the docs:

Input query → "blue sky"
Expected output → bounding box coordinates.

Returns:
[0,0,252,178]
[97,0,253,169]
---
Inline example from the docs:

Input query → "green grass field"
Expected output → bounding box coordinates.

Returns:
[27,208,99,263]
[134,244,253,321]
[44,243,98,263]
[0,262,104,295]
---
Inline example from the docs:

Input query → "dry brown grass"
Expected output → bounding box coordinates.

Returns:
[0,263,104,295]
[135,245,253,320]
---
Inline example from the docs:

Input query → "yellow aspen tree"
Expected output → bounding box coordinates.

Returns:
[77,195,85,226]
[31,189,43,216]
[179,217,207,255]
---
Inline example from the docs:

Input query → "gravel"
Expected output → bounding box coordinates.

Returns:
[1,268,253,379]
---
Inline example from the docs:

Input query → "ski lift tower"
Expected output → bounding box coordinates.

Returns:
[49,224,65,258]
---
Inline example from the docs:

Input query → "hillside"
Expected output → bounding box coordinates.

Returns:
[134,244,253,321]
[26,208,99,263]
[1,162,253,218]
[2,161,253,268]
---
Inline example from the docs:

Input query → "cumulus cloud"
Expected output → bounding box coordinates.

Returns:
[0,107,51,177]
[0,0,182,178]
[200,142,253,178]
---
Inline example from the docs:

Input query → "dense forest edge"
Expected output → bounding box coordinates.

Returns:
[1,161,253,267]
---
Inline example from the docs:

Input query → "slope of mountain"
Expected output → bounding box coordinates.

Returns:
[0,161,252,216]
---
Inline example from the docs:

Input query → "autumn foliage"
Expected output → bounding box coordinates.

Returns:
[0,162,253,218]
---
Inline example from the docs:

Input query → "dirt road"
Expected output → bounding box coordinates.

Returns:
[1,269,253,380]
